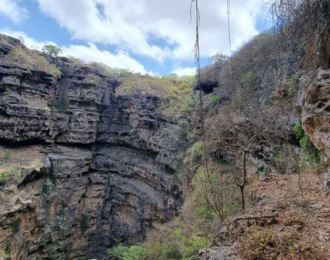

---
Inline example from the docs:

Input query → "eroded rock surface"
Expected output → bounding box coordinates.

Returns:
[299,69,330,189]
[0,35,183,260]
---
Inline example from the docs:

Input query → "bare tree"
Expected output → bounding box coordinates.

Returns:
[205,97,282,211]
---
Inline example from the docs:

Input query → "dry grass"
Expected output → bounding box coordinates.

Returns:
[5,47,61,76]
[116,74,194,117]
[231,172,330,260]
[238,224,327,260]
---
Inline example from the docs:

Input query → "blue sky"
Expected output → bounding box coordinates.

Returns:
[0,0,271,76]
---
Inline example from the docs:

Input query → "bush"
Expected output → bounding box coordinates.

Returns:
[108,226,210,260]
[80,214,89,235]
[162,242,182,260]
[183,141,203,170]
[108,244,147,260]
[242,71,258,88]
[5,47,61,76]
[293,123,322,166]
[209,94,221,107]
[0,167,22,186]
[0,250,10,260]
[116,73,194,118]
[3,151,11,162]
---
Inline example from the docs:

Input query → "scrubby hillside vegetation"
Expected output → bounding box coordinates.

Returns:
[108,1,330,260]
[1,0,330,260]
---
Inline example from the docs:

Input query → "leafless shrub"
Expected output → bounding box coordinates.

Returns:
[271,0,330,68]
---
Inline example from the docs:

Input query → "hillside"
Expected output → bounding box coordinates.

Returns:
[1,0,330,260]
[105,1,330,260]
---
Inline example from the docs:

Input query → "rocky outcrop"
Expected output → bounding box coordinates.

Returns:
[298,69,330,190]
[0,35,183,260]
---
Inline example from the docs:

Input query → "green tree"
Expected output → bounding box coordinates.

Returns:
[42,45,62,57]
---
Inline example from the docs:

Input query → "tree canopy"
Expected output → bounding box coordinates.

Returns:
[42,45,62,57]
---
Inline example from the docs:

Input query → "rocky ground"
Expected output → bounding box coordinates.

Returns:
[199,172,330,260]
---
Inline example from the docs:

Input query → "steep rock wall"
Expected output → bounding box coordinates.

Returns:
[298,69,330,190]
[0,36,183,260]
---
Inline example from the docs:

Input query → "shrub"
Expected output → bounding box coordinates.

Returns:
[5,241,11,255]
[180,96,195,115]
[173,228,209,259]
[56,208,66,217]
[3,151,11,162]
[0,250,10,260]
[12,219,20,234]
[80,214,89,235]
[0,167,22,186]
[108,244,147,260]
[42,183,49,194]
[242,71,257,88]
[116,73,194,117]
[129,81,137,91]
[183,141,203,170]
[162,242,182,260]
[5,47,61,76]
[209,94,221,107]
[293,123,322,165]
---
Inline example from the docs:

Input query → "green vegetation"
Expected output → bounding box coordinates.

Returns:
[42,183,49,194]
[109,228,209,260]
[287,76,298,97]
[116,73,195,117]
[12,219,20,235]
[293,122,322,166]
[5,242,10,255]
[242,71,258,87]
[130,129,140,139]
[0,250,10,260]
[54,161,66,176]
[209,94,221,107]
[81,214,89,235]
[56,208,66,217]
[162,243,182,260]
[42,45,62,57]
[88,62,130,76]
[256,166,268,177]
[5,47,61,76]
[0,167,22,186]
[3,151,11,162]
[183,141,203,171]
[129,81,137,91]
[109,244,147,260]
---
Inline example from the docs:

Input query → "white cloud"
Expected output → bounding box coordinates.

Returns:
[0,0,28,22]
[0,29,150,74]
[34,0,265,62]
[172,67,196,77]
[62,43,149,74]
[0,28,55,50]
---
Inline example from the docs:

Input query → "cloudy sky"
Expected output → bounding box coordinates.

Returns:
[0,0,271,76]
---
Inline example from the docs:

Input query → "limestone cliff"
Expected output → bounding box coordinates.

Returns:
[0,34,183,260]
[297,69,330,190]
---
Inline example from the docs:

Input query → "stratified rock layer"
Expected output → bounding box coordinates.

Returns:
[0,35,183,260]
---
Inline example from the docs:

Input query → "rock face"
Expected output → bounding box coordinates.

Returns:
[298,69,330,189]
[0,35,183,260]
